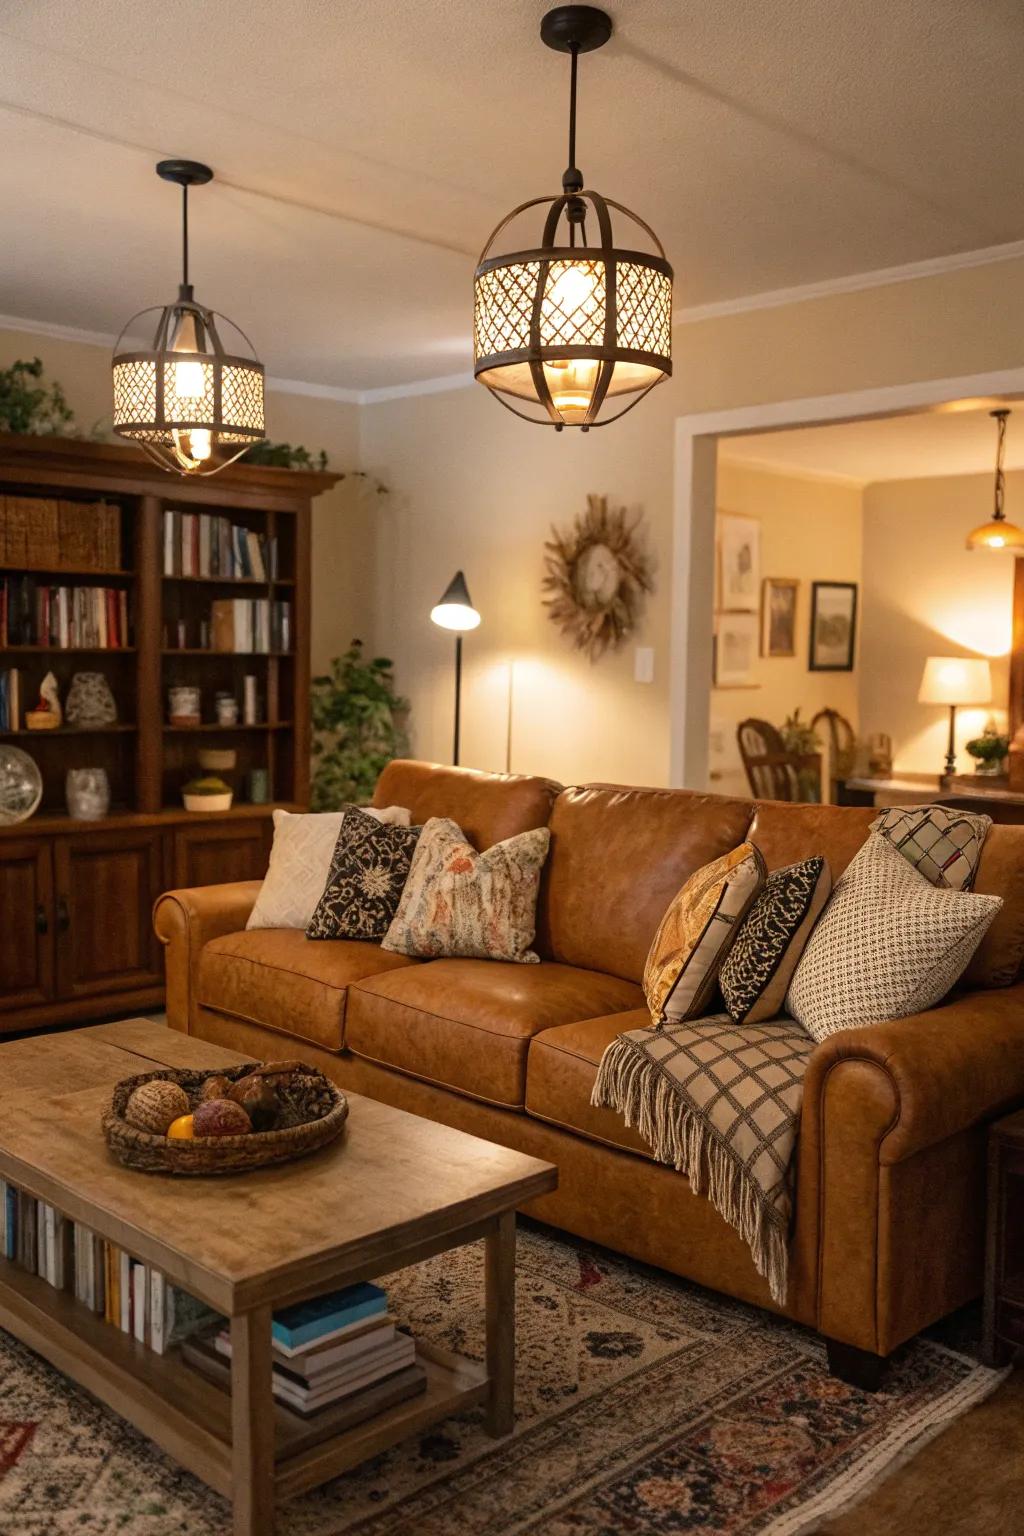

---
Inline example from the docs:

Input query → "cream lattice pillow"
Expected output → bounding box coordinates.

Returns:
[382,818,551,963]
[786,833,1001,1042]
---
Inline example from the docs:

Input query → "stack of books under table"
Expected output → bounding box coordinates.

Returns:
[184,1281,425,1420]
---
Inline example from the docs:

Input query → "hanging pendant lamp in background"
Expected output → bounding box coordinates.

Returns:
[473,6,673,431]
[111,160,265,476]
[966,408,1024,551]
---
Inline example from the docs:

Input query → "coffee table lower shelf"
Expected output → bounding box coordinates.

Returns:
[0,1254,489,1504]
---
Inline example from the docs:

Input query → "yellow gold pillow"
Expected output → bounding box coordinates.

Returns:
[643,842,766,1023]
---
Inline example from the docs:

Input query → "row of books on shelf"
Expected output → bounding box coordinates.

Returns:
[1,576,130,648]
[1,1179,217,1354]
[163,510,280,581]
[1,1179,425,1421]
[209,598,291,654]
[1,496,122,572]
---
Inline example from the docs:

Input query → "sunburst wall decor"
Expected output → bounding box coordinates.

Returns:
[542,494,653,661]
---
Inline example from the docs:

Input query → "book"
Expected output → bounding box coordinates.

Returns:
[271,1282,388,1352]
[214,1313,399,1375]
[183,1336,427,1422]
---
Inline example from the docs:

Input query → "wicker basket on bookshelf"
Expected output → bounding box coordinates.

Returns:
[102,1061,349,1174]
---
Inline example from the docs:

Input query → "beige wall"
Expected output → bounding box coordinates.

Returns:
[709,461,863,798]
[860,470,1018,775]
[0,326,365,676]
[5,248,1024,790]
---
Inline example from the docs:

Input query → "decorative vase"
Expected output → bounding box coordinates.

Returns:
[66,768,110,820]
[168,686,201,727]
[973,760,1006,777]
[65,672,117,728]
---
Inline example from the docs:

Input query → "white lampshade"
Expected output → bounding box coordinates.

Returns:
[917,656,992,707]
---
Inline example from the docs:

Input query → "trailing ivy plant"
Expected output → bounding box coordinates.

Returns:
[0,358,76,436]
[242,440,330,471]
[310,640,410,809]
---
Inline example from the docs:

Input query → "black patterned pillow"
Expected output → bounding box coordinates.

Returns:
[306,808,422,941]
[719,856,831,1024]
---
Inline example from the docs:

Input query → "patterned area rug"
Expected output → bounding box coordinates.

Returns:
[0,1223,1004,1535]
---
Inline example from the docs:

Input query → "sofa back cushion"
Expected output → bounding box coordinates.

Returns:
[372,759,560,851]
[964,823,1024,987]
[536,785,755,982]
[749,801,877,878]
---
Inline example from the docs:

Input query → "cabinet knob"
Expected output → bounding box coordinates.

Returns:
[57,897,70,934]
[35,903,48,935]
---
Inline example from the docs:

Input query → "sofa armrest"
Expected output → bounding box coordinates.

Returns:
[804,981,1024,1166]
[153,882,261,1033]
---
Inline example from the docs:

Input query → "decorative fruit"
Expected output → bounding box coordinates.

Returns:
[193,1098,252,1138]
[167,1114,195,1140]
[198,1074,233,1103]
[227,1074,281,1132]
[125,1080,190,1135]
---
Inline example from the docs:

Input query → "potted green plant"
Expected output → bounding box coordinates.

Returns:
[965,727,1010,776]
[182,775,234,812]
[311,641,409,809]
[780,709,824,803]
[0,357,76,436]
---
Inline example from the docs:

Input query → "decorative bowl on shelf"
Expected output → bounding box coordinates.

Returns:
[25,709,59,730]
[198,747,237,773]
[0,746,43,825]
[183,774,233,812]
[102,1061,349,1175]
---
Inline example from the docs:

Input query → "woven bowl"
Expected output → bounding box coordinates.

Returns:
[102,1061,349,1175]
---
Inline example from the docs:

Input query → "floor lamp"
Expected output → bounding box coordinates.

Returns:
[430,571,481,766]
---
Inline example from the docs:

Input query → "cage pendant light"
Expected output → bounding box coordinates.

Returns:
[473,6,673,431]
[966,409,1024,551]
[112,159,265,476]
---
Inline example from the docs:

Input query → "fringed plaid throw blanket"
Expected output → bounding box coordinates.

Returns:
[591,1014,814,1305]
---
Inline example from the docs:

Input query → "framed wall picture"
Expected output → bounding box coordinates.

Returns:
[717,513,760,612]
[714,612,759,687]
[761,577,798,657]
[809,581,858,671]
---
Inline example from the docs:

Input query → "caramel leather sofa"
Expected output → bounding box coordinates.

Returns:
[155,759,1024,1385]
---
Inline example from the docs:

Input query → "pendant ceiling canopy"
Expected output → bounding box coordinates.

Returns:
[966,408,1024,551]
[111,160,265,477]
[473,6,673,431]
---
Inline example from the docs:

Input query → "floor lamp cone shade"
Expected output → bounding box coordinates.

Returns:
[430,572,481,631]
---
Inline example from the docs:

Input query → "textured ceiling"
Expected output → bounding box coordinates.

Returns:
[719,402,1024,484]
[0,0,1022,389]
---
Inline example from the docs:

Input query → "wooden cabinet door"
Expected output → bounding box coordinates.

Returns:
[53,829,165,1000]
[173,818,271,889]
[0,838,55,1012]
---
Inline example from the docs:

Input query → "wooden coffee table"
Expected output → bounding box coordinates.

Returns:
[0,1019,557,1535]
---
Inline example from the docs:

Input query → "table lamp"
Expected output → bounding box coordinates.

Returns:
[917,656,992,779]
[430,571,480,766]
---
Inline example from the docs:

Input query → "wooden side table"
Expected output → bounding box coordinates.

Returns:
[983,1107,1024,1366]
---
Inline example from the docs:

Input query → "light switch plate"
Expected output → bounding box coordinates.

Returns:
[634,646,654,683]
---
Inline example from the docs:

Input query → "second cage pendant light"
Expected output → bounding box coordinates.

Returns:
[111,159,266,477]
[473,6,673,431]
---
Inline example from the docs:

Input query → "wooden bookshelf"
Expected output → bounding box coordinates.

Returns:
[0,435,340,1032]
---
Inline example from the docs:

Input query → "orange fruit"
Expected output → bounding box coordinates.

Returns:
[167,1113,195,1140]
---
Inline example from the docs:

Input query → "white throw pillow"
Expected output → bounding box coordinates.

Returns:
[786,833,1002,1043]
[246,805,411,931]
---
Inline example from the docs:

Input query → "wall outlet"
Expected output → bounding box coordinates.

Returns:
[634,647,655,684]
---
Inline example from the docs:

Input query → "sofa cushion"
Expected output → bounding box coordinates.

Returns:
[749,800,876,877]
[372,759,560,851]
[964,822,1024,987]
[526,1012,653,1157]
[536,785,755,982]
[346,959,643,1108]
[197,930,418,1050]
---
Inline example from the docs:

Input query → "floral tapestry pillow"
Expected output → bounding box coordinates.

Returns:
[306,809,422,942]
[643,843,766,1024]
[382,818,551,964]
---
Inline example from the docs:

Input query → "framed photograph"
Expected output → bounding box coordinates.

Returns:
[761,577,798,657]
[809,581,858,671]
[717,513,760,612]
[714,612,759,687]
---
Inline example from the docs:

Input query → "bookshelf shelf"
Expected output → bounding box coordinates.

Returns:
[163,723,293,733]
[0,434,340,1034]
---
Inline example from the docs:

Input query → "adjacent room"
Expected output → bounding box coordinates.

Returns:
[2,4,1024,1534]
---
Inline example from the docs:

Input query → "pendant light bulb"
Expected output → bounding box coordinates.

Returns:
[169,309,206,400]
[966,409,1024,551]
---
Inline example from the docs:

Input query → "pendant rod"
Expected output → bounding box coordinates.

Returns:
[993,409,1008,522]
[568,42,579,177]
[182,183,190,289]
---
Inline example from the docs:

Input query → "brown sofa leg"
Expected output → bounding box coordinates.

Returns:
[826,1339,886,1391]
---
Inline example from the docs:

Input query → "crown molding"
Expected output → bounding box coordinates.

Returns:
[4,236,1024,407]
[716,451,867,489]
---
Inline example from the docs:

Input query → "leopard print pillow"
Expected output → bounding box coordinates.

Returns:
[719,856,831,1024]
